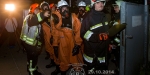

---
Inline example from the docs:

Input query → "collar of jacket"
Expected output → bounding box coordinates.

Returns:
[91,8,104,15]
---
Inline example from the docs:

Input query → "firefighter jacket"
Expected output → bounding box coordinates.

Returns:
[52,11,83,71]
[80,8,109,62]
[20,12,45,46]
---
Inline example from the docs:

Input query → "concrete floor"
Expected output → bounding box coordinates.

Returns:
[0,45,117,75]
[0,45,57,75]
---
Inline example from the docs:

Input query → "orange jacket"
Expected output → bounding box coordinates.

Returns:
[42,22,55,59]
[52,11,83,71]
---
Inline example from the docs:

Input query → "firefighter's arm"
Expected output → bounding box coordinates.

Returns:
[72,13,82,56]
[37,11,50,22]
[72,13,82,46]
[29,11,50,26]
[51,11,62,47]
[52,11,62,30]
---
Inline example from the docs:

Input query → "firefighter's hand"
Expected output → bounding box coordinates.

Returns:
[72,45,80,56]
[53,46,58,58]
[44,11,50,17]
[99,33,109,40]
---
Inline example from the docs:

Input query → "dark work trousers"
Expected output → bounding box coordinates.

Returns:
[22,41,42,71]
[83,58,108,75]
[111,46,120,68]
[0,28,16,47]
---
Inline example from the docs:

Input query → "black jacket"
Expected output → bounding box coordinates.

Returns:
[80,8,109,57]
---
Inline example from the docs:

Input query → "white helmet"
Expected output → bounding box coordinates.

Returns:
[40,1,50,10]
[112,0,122,9]
[90,0,106,7]
[57,0,69,8]
[78,1,86,7]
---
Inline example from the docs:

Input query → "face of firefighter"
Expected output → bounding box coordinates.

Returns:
[94,1,105,11]
[113,5,120,13]
[61,6,69,18]
[78,7,85,16]
[51,7,56,12]
[34,8,40,14]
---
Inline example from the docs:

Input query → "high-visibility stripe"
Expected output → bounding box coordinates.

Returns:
[84,30,93,41]
[114,37,120,43]
[105,22,108,25]
[90,23,103,30]
[22,35,27,41]
[26,38,34,41]
[83,54,105,63]
[98,57,105,63]
[83,54,93,63]
[29,60,36,75]
[25,41,34,46]
[37,13,42,22]
[113,22,119,26]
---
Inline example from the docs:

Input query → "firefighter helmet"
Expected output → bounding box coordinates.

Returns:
[49,3,57,9]
[78,1,86,7]
[40,1,50,10]
[112,0,122,9]
[29,3,39,14]
[57,0,69,8]
[90,0,106,7]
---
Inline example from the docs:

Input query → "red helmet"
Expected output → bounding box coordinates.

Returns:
[29,3,39,14]
[49,3,56,9]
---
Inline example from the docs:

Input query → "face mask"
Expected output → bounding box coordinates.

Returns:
[79,9,85,15]
[62,10,69,18]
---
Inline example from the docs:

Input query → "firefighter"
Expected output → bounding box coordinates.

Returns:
[39,1,56,69]
[40,1,50,60]
[110,0,122,74]
[112,0,121,23]
[20,3,50,75]
[80,0,109,75]
[77,1,87,22]
[51,0,83,75]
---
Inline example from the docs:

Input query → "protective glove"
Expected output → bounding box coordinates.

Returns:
[53,46,58,58]
[72,45,80,56]
[99,33,109,40]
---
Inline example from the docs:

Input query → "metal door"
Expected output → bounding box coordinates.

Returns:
[120,1,148,75]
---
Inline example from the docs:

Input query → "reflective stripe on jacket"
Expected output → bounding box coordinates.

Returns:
[20,15,42,46]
